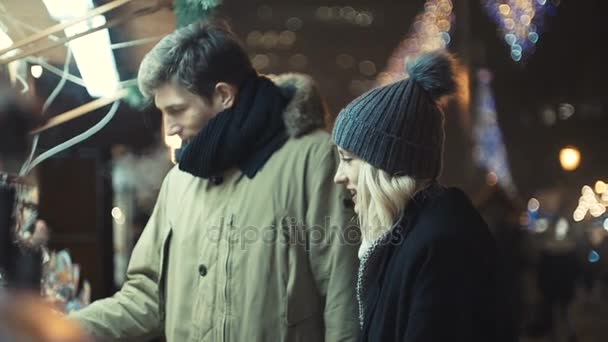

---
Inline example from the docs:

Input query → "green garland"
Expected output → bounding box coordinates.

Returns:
[123,85,148,110]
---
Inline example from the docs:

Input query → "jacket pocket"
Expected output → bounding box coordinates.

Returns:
[158,226,173,323]
[282,216,322,326]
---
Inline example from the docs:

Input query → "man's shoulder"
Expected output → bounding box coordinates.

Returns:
[260,129,337,186]
[162,164,205,193]
[280,129,334,159]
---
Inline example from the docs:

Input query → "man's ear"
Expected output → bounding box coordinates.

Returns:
[213,82,238,110]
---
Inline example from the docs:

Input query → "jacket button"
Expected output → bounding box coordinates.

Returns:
[198,264,207,277]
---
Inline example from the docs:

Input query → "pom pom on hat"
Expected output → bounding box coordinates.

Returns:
[406,50,457,101]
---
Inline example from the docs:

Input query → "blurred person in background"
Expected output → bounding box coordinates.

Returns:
[475,185,529,340]
[526,217,579,342]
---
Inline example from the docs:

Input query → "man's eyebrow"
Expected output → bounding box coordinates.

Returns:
[160,103,186,111]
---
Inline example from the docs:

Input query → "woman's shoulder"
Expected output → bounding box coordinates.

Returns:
[406,185,494,248]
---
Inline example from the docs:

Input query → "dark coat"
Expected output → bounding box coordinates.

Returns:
[358,185,503,342]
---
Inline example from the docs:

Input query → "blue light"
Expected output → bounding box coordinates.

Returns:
[588,250,600,263]
[528,32,539,44]
[511,44,523,53]
[537,0,547,5]
[511,51,522,62]
[505,33,517,46]
[440,32,451,45]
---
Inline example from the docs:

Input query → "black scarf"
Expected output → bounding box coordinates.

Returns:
[177,76,289,179]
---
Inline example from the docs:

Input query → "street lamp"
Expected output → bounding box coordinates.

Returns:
[559,146,581,171]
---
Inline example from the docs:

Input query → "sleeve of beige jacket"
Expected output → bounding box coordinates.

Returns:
[69,173,172,341]
[306,145,361,342]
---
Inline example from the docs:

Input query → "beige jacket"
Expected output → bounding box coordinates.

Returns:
[71,74,361,342]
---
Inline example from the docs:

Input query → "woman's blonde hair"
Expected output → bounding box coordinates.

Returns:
[357,162,420,242]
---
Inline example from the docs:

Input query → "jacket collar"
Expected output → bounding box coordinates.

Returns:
[271,73,327,137]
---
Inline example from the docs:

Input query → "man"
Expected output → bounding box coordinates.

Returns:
[71,21,361,341]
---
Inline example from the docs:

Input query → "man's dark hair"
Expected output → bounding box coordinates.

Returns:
[138,20,255,100]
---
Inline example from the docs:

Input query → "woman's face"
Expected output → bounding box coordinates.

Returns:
[334,147,362,214]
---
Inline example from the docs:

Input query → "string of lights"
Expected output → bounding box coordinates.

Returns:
[574,181,608,223]
[473,69,517,194]
[377,0,453,86]
[482,0,558,62]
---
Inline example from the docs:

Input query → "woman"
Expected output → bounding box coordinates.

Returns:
[333,51,501,341]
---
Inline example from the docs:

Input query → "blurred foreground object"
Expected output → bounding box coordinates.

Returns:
[0,291,92,342]
[42,250,91,313]
[0,83,45,290]
[0,173,43,290]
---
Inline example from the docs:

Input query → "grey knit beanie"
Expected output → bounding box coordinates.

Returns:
[332,51,458,179]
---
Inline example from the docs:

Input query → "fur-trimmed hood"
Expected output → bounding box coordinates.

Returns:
[270,73,329,137]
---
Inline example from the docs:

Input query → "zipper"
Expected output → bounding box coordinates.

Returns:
[222,214,234,342]
[158,229,172,324]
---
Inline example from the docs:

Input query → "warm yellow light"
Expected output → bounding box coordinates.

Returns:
[559,146,581,171]
[437,19,451,32]
[595,180,607,194]
[573,207,586,222]
[590,204,606,218]
[499,4,511,16]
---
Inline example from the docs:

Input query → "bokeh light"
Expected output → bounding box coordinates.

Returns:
[30,65,43,78]
[377,0,454,86]
[588,250,600,263]
[528,198,540,212]
[252,54,270,70]
[483,0,557,62]
[486,172,498,186]
[359,60,377,76]
[286,17,303,31]
[559,146,581,171]
[289,54,308,69]
[336,54,355,69]
[573,182,608,222]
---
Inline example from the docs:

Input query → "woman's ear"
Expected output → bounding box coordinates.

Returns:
[213,82,238,110]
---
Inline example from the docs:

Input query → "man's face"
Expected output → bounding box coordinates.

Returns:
[154,82,225,145]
